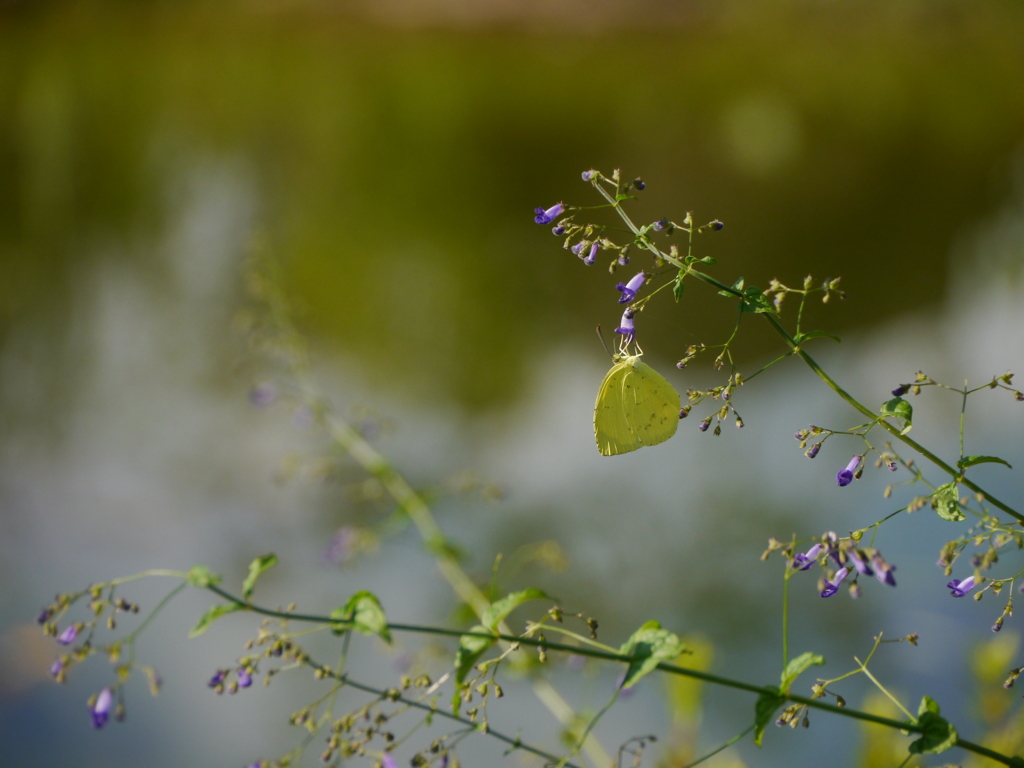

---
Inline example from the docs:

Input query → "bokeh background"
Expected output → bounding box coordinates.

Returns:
[2,1,1024,766]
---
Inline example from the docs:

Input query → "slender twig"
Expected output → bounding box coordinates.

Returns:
[261,275,614,767]
[589,181,1022,523]
[203,583,1018,766]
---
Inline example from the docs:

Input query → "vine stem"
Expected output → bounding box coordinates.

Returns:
[262,278,612,768]
[590,181,1021,523]
[204,583,1019,766]
[321,669,583,768]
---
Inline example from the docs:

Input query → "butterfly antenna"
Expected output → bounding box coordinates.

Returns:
[595,325,614,360]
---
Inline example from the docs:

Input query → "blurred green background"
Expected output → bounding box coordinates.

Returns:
[4,0,1024,408]
[2,2,1024,767]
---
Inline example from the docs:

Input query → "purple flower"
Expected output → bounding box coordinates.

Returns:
[616,272,647,304]
[552,225,566,236]
[571,241,586,256]
[823,532,840,564]
[848,550,874,577]
[836,456,860,487]
[238,669,253,688]
[892,384,909,396]
[248,382,277,407]
[56,624,78,646]
[582,170,596,181]
[805,443,820,459]
[792,543,822,570]
[37,607,53,625]
[947,575,976,597]
[49,659,64,678]
[534,203,564,225]
[618,254,629,266]
[652,218,669,231]
[614,670,636,698]
[614,309,635,342]
[208,670,227,688]
[711,220,724,231]
[91,688,113,729]
[820,567,850,598]
[382,753,399,768]
[872,553,896,586]
[583,242,599,266]
[633,178,645,190]
[322,527,357,565]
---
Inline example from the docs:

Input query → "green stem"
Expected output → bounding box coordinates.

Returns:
[857,660,914,721]
[694,269,1022,522]
[123,581,187,649]
[321,670,582,768]
[203,584,1017,766]
[782,568,791,669]
[681,724,756,768]
[960,384,968,463]
[592,182,1020,522]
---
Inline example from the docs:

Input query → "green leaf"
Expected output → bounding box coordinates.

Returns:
[880,397,914,434]
[908,696,958,755]
[754,690,785,746]
[931,482,966,522]
[957,455,1013,470]
[188,603,241,638]
[618,620,686,689]
[699,256,717,265]
[780,652,825,693]
[719,277,745,297]
[453,624,497,684]
[739,286,776,314]
[794,330,841,345]
[481,589,551,632]
[185,565,221,588]
[673,273,685,302]
[330,590,392,644]
[241,553,278,601]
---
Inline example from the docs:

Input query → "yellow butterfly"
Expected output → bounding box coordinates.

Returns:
[594,352,681,456]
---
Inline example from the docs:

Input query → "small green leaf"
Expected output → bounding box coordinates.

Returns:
[330,590,392,644]
[482,589,551,632]
[185,565,221,588]
[957,455,1012,470]
[618,620,686,689]
[780,652,825,693]
[188,603,241,638]
[241,553,278,601]
[454,625,497,684]
[673,273,685,302]
[754,689,785,746]
[880,397,913,434]
[794,330,841,345]
[450,687,463,715]
[908,696,958,755]
[739,286,776,314]
[931,483,966,522]
[699,256,717,265]
[719,277,745,297]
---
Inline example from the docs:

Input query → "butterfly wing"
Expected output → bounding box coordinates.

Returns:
[594,358,680,456]
[623,360,680,449]
[594,361,644,456]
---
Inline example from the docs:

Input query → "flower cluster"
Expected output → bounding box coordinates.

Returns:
[783,533,898,599]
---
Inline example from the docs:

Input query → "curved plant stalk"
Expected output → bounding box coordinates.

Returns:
[590,181,1022,523]
[261,276,613,768]
[201,582,1019,767]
